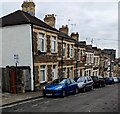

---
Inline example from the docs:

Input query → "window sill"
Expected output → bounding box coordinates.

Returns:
[51,52,57,54]
[38,50,46,55]
[40,81,47,85]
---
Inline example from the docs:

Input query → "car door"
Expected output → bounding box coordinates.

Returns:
[69,78,77,92]
[87,76,93,88]
[85,77,89,89]
[65,79,72,94]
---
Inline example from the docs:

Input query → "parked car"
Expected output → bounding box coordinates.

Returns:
[76,76,94,92]
[113,77,119,83]
[117,77,120,83]
[91,76,106,88]
[104,77,114,85]
[43,78,79,97]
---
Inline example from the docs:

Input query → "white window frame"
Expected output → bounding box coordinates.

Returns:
[51,36,56,53]
[40,65,46,83]
[53,65,57,80]
[62,43,66,57]
[62,68,66,78]
[70,45,73,58]
[69,69,73,78]
[38,33,46,52]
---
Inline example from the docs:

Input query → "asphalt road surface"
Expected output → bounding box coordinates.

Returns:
[2,84,119,112]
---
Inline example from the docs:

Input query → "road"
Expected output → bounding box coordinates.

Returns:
[2,84,119,112]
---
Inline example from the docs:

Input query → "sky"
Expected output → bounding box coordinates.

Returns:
[0,0,119,57]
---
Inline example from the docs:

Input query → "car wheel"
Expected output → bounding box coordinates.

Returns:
[99,84,102,88]
[75,88,79,94]
[62,90,66,97]
[82,87,86,92]
[103,83,106,87]
[91,86,93,90]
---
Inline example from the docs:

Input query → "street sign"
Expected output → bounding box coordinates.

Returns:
[14,54,19,64]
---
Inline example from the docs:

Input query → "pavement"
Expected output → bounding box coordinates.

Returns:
[2,84,119,112]
[1,91,43,106]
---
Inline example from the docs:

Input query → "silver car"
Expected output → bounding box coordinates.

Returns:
[76,76,94,92]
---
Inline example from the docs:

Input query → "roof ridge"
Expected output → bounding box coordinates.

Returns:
[21,11,31,22]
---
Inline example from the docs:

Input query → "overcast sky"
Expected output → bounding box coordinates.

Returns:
[0,0,119,57]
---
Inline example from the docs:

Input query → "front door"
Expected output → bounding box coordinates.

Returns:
[53,65,57,80]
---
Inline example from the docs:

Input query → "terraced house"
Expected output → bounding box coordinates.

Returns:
[1,1,113,93]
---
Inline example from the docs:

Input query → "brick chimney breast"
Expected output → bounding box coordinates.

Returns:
[59,25,69,35]
[44,14,56,27]
[70,32,79,41]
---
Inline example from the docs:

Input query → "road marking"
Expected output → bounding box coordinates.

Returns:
[1,97,44,109]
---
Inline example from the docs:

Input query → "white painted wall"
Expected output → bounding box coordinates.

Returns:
[1,24,34,91]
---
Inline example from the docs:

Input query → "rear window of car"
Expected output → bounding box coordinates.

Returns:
[91,76,98,80]
[87,77,92,81]
[70,78,76,84]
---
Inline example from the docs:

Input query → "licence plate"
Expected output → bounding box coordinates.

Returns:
[46,93,52,96]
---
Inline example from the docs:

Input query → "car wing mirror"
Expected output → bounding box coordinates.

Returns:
[84,80,86,83]
[65,83,68,86]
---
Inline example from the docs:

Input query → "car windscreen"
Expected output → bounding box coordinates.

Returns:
[51,79,64,84]
[59,79,66,84]
[77,77,85,82]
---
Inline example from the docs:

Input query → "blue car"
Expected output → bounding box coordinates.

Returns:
[43,78,79,97]
[104,77,114,85]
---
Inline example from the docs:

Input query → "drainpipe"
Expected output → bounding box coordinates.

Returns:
[31,24,35,91]
[109,52,112,77]
[76,44,78,78]
[61,37,64,78]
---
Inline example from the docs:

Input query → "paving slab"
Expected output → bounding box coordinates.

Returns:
[2,91,43,106]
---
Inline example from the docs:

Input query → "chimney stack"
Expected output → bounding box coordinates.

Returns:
[21,0,35,16]
[59,25,69,35]
[44,14,56,27]
[70,32,79,41]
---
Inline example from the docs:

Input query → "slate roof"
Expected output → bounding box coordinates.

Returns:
[0,10,58,32]
[58,31,76,42]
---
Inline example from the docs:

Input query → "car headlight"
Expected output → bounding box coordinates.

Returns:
[55,86,63,90]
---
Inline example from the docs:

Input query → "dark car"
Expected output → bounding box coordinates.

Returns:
[104,77,114,85]
[91,76,106,88]
[76,76,94,92]
[117,77,120,83]
[43,78,79,97]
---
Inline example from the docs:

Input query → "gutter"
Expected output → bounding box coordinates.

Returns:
[30,24,35,91]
